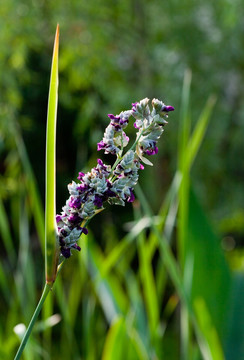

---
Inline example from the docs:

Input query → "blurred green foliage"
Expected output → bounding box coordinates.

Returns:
[1,0,244,359]
[1,0,243,218]
[0,0,244,218]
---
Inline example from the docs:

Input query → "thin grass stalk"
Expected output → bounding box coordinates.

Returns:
[14,284,51,360]
[135,205,159,340]
[178,70,192,360]
[178,68,192,268]
[0,198,16,264]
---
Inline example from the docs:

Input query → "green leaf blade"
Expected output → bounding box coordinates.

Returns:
[45,24,60,285]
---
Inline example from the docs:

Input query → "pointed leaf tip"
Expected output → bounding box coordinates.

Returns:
[54,24,59,57]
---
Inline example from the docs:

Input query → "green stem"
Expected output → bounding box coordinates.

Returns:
[128,131,142,152]
[14,283,52,360]
[110,154,122,174]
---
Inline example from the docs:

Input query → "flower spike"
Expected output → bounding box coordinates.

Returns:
[56,98,174,258]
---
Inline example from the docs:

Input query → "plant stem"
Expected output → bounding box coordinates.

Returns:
[14,283,52,360]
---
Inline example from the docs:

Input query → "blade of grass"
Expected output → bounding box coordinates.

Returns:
[186,95,217,170]
[138,236,160,340]
[129,330,150,360]
[147,171,182,260]
[67,260,84,329]
[55,277,80,358]
[177,70,192,360]
[124,270,149,354]
[177,69,192,170]
[135,183,213,360]
[178,68,192,268]
[137,172,181,307]
[102,316,145,360]
[94,220,148,282]
[81,296,96,360]
[45,24,60,285]
[87,237,128,321]
[187,188,230,353]
[101,316,126,360]
[0,198,16,264]
[134,204,159,340]
[194,298,225,360]
[177,74,216,360]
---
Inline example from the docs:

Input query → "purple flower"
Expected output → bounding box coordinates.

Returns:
[108,113,129,131]
[77,183,89,193]
[94,195,103,208]
[132,102,138,111]
[78,172,85,180]
[60,242,82,258]
[59,237,66,246]
[61,247,72,258]
[69,197,81,209]
[68,213,82,225]
[96,159,110,175]
[97,141,106,151]
[163,105,174,112]
[80,227,88,235]
[127,189,135,203]
[56,215,62,223]
[104,180,116,198]
[71,243,81,251]
[97,158,104,166]
[108,114,120,121]
[60,229,68,237]
[145,146,158,156]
